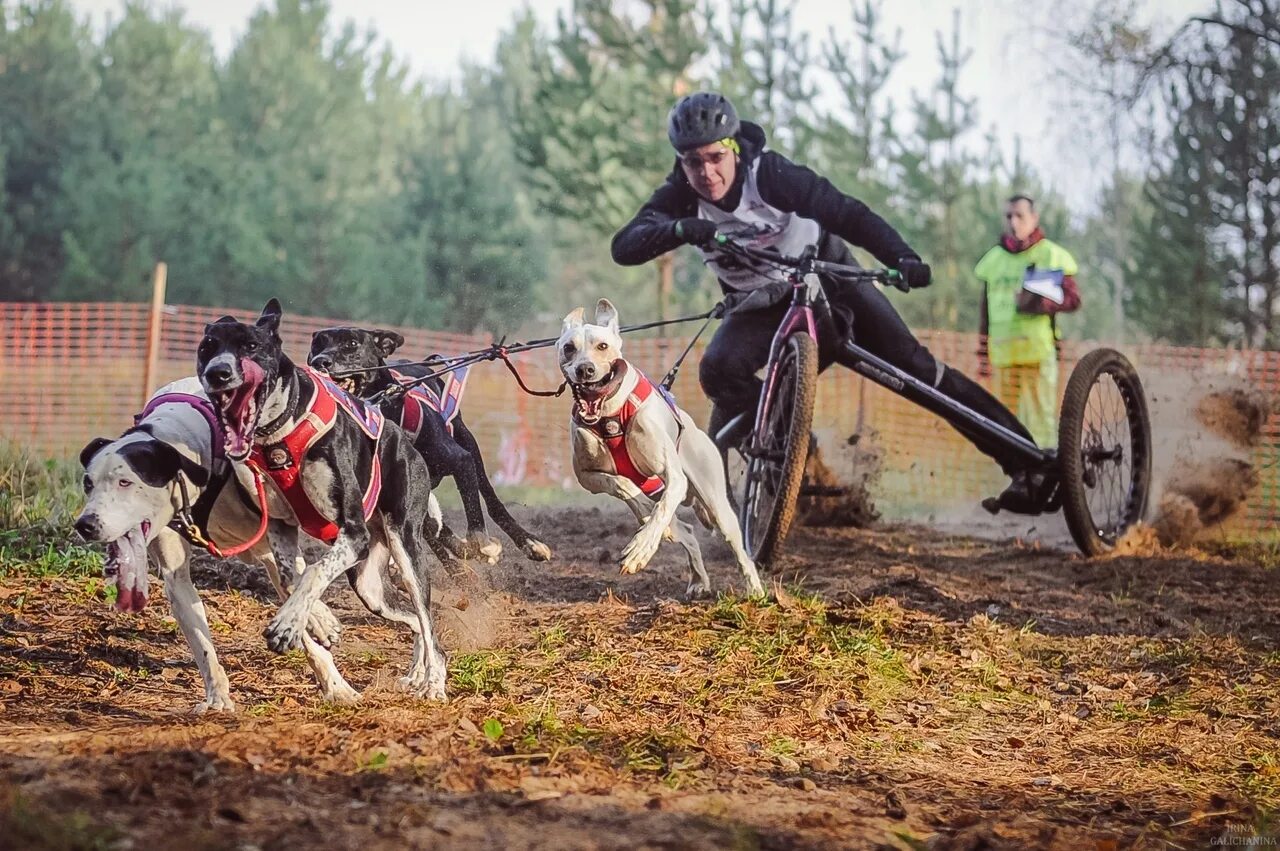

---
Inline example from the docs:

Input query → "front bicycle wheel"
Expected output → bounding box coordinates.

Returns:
[1058,348,1152,555]
[741,332,819,566]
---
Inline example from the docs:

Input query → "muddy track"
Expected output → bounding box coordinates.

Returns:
[1,505,1277,850]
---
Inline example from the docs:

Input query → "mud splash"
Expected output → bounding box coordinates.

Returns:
[1151,458,1260,547]
[799,434,882,528]
[431,561,506,652]
[1195,387,1274,450]
[1130,376,1272,550]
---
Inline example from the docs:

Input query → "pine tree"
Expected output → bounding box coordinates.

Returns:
[0,0,97,300]
[510,0,705,323]
[888,9,983,330]
[710,0,816,159]
[811,0,903,211]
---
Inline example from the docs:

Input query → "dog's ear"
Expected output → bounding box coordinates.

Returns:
[79,437,114,469]
[372,330,404,358]
[595,299,620,334]
[257,299,283,336]
[120,439,210,489]
[561,307,585,335]
[204,316,236,333]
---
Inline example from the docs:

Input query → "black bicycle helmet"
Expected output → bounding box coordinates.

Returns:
[667,92,740,152]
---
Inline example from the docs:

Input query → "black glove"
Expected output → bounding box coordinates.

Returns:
[896,257,932,289]
[673,218,718,246]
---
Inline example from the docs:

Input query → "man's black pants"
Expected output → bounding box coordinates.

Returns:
[698,279,1036,476]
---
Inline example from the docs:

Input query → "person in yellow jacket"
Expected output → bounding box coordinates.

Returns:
[975,195,1081,448]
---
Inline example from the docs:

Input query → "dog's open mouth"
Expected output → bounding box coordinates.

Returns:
[335,375,363,396]
[209,359,266,460]
[311,362,362,397]
[104,520,150,613]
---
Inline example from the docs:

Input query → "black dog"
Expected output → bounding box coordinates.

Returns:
[197,300,447,701]
[309,327,552,563]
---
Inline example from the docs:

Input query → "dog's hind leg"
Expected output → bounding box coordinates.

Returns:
[152,530,234,713]
[348,532,428,687]
[384,524,447,700]
[418,416,500,564]
[669,518,712,600]
[453,418,551,562]
[682,433,766,597]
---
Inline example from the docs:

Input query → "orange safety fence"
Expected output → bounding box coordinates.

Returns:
[1,302,1277,537]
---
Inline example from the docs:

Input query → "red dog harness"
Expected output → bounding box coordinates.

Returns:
[390,367,469,440]
[249,367,384,544]
[573,362,682,497]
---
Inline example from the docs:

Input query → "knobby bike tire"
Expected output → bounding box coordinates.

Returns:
[1058,348,1153,556]
[742,332,819,566]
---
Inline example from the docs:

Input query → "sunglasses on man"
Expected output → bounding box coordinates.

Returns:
[679,148,733,170]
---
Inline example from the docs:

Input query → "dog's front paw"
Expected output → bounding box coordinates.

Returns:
[685,580,713,601]
[306,602,342,648]
[467,532,502,565]
[264,606,306,654]
[322,681,360,705]
[524,539,552,562]
[620,524,663,575]
[192,694,236,715]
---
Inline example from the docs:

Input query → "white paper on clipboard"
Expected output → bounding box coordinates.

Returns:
[1022,268,1065,304]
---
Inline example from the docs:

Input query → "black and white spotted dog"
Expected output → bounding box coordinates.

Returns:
[308,326,552,565]
[197,300,448,701]
[74,377,344,712]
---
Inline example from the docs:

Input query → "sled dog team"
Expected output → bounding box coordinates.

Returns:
[74,299,761,711]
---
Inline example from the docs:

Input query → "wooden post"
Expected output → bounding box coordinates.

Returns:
[141,262,167,406]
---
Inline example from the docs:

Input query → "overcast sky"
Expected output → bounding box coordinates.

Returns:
[67,0,1202,216]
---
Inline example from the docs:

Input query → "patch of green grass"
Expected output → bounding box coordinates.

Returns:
[0,526,100,579]
[765,736,799,757]
[246,700,278,718]
[693,597,912,707]
[0,444,102,580]
[271,648,309,671]
[1107,700,1143,722]
[536,624,568,655]
[507,704,600,757]
[0,444,83,529]
[357,749,389,772]
[449,650,509,696]
[621,726,698,778]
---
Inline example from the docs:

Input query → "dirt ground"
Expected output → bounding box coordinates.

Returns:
[1,504,1278,850]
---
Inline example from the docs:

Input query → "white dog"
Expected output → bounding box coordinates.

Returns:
[559,299,764,598]
[75,377,346,712]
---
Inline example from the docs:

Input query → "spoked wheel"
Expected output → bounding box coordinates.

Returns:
[1058,348,1152,555]
[740,332,819,566]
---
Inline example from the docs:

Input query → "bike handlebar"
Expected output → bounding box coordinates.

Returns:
[711,234,908,292]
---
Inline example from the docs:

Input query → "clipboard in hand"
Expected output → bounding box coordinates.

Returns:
[1022,268,1065,305]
